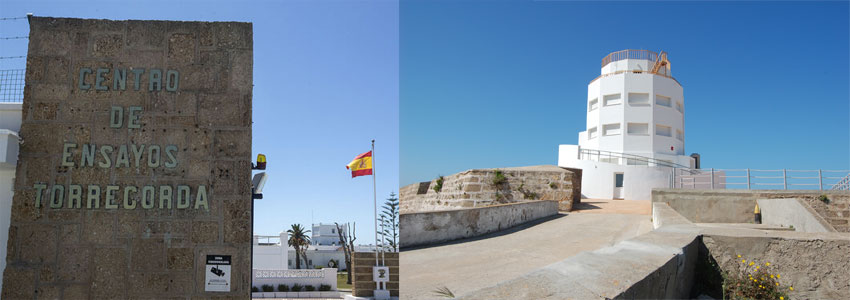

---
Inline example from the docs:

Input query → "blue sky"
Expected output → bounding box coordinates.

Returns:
[400,0,850,186]
[0,0,399,242]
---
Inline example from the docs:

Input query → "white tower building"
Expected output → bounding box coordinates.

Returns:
[559,50,695,200]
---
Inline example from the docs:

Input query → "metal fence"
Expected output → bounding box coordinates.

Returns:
[672,168,850,191]
[0,69,25,102]
[579,148,693,170]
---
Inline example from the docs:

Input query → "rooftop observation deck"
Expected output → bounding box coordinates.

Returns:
[601,49,660,68]
[593,49,679,85]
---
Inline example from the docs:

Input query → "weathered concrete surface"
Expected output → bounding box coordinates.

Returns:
[399,212,652,299]
[459,201,850,299]
[703,233,850,299]
[460,230,699,300]
[757,198,835,232]
[400,165,580,213]
[652,189,850,229]
[399,200,558,249]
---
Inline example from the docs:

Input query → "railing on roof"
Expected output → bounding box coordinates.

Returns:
[601,49,660,68]
[672,168,850,191]
[578,147,693,170]
[0,69,25,102]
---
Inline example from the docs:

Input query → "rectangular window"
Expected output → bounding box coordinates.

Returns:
[627,123,649,135]
[603,123,621,136]
[588,98,598,111]
[615,173,624,188]
[628,93,649,106]
[656,95,671,107]
[627,159,649,166]
[676,129,684,141]
[656,124,672,137]
[603,93,621,106]
[675,101,683,113]
[588,127,597,139]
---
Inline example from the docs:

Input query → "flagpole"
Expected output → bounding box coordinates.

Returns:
[372,139,379,267]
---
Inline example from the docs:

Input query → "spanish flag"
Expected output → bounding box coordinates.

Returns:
[346,151,373,178]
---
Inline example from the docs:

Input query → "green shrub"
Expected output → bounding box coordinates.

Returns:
[261,284,273,292]
[291,283,303,292]
[314,265,324,269]
[518,183,539,200]
[724,255,791,299]
[305,285,316,291]
[277,284,289,292]
[251,286,259,293]
[433,176,444,193]
[492,170,507,186]
[319,284,332,291]
[818,194,830,204]
[549,182,558,189]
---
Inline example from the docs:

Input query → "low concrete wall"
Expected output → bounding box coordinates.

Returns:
[399,200,558,249]
[757,198,834,232]
[463,201,850,299]
[460,225,700,299]
[652,189,849,225]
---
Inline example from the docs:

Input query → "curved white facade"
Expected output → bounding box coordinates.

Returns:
[580,51,686,162]
[559,50,694,200]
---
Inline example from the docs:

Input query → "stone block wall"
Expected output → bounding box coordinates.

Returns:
[2,17,252,299]
[400,165,579,213]
[352,252,398,297]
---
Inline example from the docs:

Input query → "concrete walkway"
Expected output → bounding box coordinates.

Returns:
[400,200,652,300]
[572,198,651,215]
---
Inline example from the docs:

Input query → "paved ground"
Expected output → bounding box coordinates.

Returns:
[572,198,651,215]
[400,200,652,299]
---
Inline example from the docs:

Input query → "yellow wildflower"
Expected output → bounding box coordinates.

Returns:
[790,287,794,291]
[776,282,779,286]
[742,259,746,264]
[749,262,754,266]
[777,274,780,278]
[737,254,742,258]
[756,266,760,270]
[780,297,784,300]
[771,275,774,278]
[765,262,770,266]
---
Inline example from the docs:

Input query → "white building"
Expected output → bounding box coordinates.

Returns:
[311,223,345,246]
[558,50,696,200]
[0,101,22,294]
[254,233,290,270]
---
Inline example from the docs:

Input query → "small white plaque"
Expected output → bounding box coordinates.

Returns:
[205,255,231,292]
[373,266,390,283]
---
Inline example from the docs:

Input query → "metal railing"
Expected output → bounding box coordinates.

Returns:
[672,168,850,191]
[0,69,25,102]
[601,49,659,68]
[578,148,695,171]
[831,173,850,191]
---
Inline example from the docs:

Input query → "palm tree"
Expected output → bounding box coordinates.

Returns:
[287,224,311,269]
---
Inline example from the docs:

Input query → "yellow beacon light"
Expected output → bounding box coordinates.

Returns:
[255,154,266,170]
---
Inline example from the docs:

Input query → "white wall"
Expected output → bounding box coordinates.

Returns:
[0,102,20,295]
[559,145,674,200]
[254,245,289,270]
